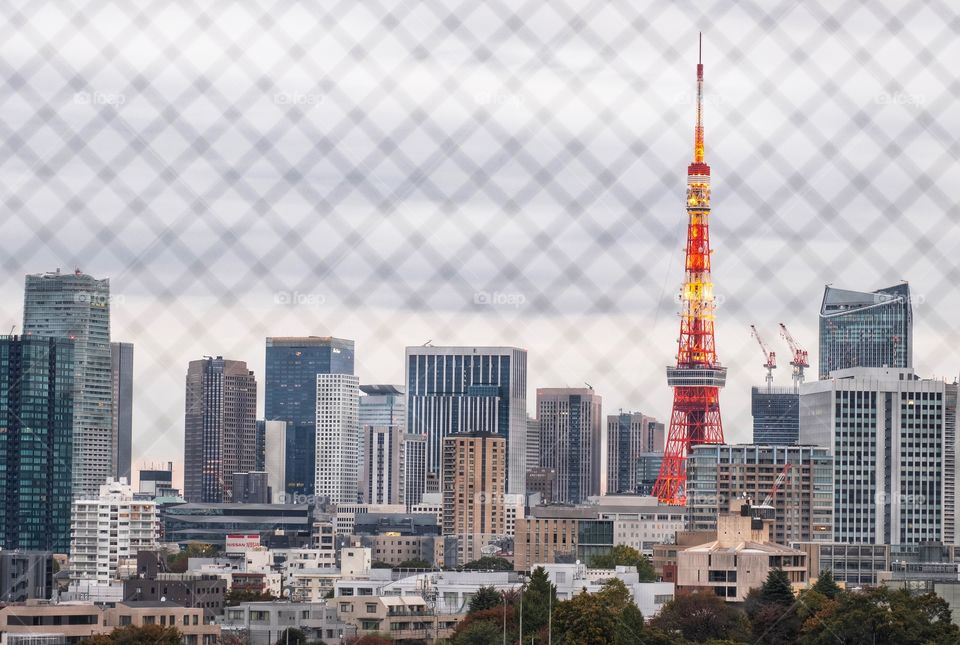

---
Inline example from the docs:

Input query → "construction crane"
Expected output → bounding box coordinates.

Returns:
[779,323,809,393]
[750,325,777,392]
[761,462,792,507]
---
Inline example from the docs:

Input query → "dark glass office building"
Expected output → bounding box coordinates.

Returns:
[264,337,355,498]
[0,336,74,553]
[111,341,134,483]
[819,283,912,379]
[751,387,800,444]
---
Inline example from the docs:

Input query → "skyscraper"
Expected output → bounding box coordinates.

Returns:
[183,357,257,503]
[0,336,74,553]
[405,346,527,495]
[110,342,134,482]
[654,37,727,505]
[361,425,405,505]
[359,385,406,428]
[264,337,355,498]
[819,283,913,379]
[442,432,506,565]
[23,269,112,498]
[315,373,360,505]
[800,367,954,544]
[606,412,664,494]
[260,420,287,503]
[537,388,606,504]
[750,387,799,445]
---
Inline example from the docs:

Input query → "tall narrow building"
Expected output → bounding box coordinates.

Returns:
[606,412,664,494]
[315,373,360,505]
[818,284,913,379]
[23,269,112,498]
[537,388,605,504]
[0,336,74,553]
[654,36,727,505]
[111,341,134,482]
[361,425,405,505]
[406,346,527,495]
[442,432,506,565]
[265,337,355,498]
[183,357,257,503]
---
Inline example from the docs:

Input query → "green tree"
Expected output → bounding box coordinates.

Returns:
[225,588,278,606]
[589,544,657,581]
[810,570,840,600]
[370,560,393,569]
[165,543,217,573]
[650,590,750,643]
[452,606,516,644]
[396,558,433,569]
[745,568,800,644]
[274,628,307,645]
[85,624,181,644]
[519,566,556,643]
[801,587,960,645]
[468,586,504,613]
[462,556,513,571]
[452,618,505,645]
[552,579,645,645]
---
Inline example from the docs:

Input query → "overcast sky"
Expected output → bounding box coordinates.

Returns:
[1,1,958,490]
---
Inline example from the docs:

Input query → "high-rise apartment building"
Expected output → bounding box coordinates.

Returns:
[23,269,112,498]
[404,433,427,510]
[183,357,257,503]
[538,388,606,504]
[819,284,913,379]
[442,432,507,565]
[315,374,360,505]
[800,367,955,544]
[110,342,134,482]
[751,387,799,445]
[265,337,355,498]
[70,478,158,586]
[525,415,539,473]
[406,346,527,495]
[361,425,405,505]
[686,444,834,544]
[0,336,74,553]
[606,412,664,494]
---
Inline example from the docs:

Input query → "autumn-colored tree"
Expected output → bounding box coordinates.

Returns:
[80,624,182,644]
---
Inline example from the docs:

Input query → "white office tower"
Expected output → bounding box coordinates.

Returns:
[361,425,405,505]
[69,478,159,585]
[263,420,288,503]
[800,367,958,545]
[315,374,360,504]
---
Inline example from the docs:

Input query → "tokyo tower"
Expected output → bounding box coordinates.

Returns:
[653,34,727,505]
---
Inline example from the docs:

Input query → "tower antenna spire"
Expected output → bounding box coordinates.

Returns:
[694,33,704,163]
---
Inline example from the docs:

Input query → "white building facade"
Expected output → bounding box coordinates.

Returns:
[316,374,360,504]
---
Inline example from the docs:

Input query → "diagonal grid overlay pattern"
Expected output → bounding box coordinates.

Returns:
[0,0,958,482]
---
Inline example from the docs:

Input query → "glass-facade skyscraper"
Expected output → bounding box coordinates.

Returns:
[23,269,112,499]
[819,283,912,379]
[0,336,74,553]
[111,341,134,483]
[751,387,799,445]
[264,337,355,498]
[406,346,527,496]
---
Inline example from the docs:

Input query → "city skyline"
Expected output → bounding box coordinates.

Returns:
[1,3,958,494]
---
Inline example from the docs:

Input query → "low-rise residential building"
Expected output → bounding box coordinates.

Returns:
[541,562,674,617]
[677,502,807,601]
[0,600,219,644]
[220,601,354,645]
[336,595,460,642]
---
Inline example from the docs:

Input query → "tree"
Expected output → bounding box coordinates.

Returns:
[650,590,750,643]
[589,545,657,581]
[810,570,840,600]
[344,636,393,645]
[461,556,513,571]
[82,624,182,644]
[451,606,517,644]
[519,566,557,643]
[552,579,645,645]
[745,568,801,644]
[274,628,307,645]
[370,560,393,569]
[396,558,432,569]
[165,543,216,573]
[226,588,277,606]
[468,586,504,613]
[801,587,960,645]
[452,619,505,645]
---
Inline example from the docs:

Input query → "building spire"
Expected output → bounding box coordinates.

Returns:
[694,32,705,164]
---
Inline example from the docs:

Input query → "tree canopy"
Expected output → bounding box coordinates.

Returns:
[461,556,513,571]
[589,544,657,581]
